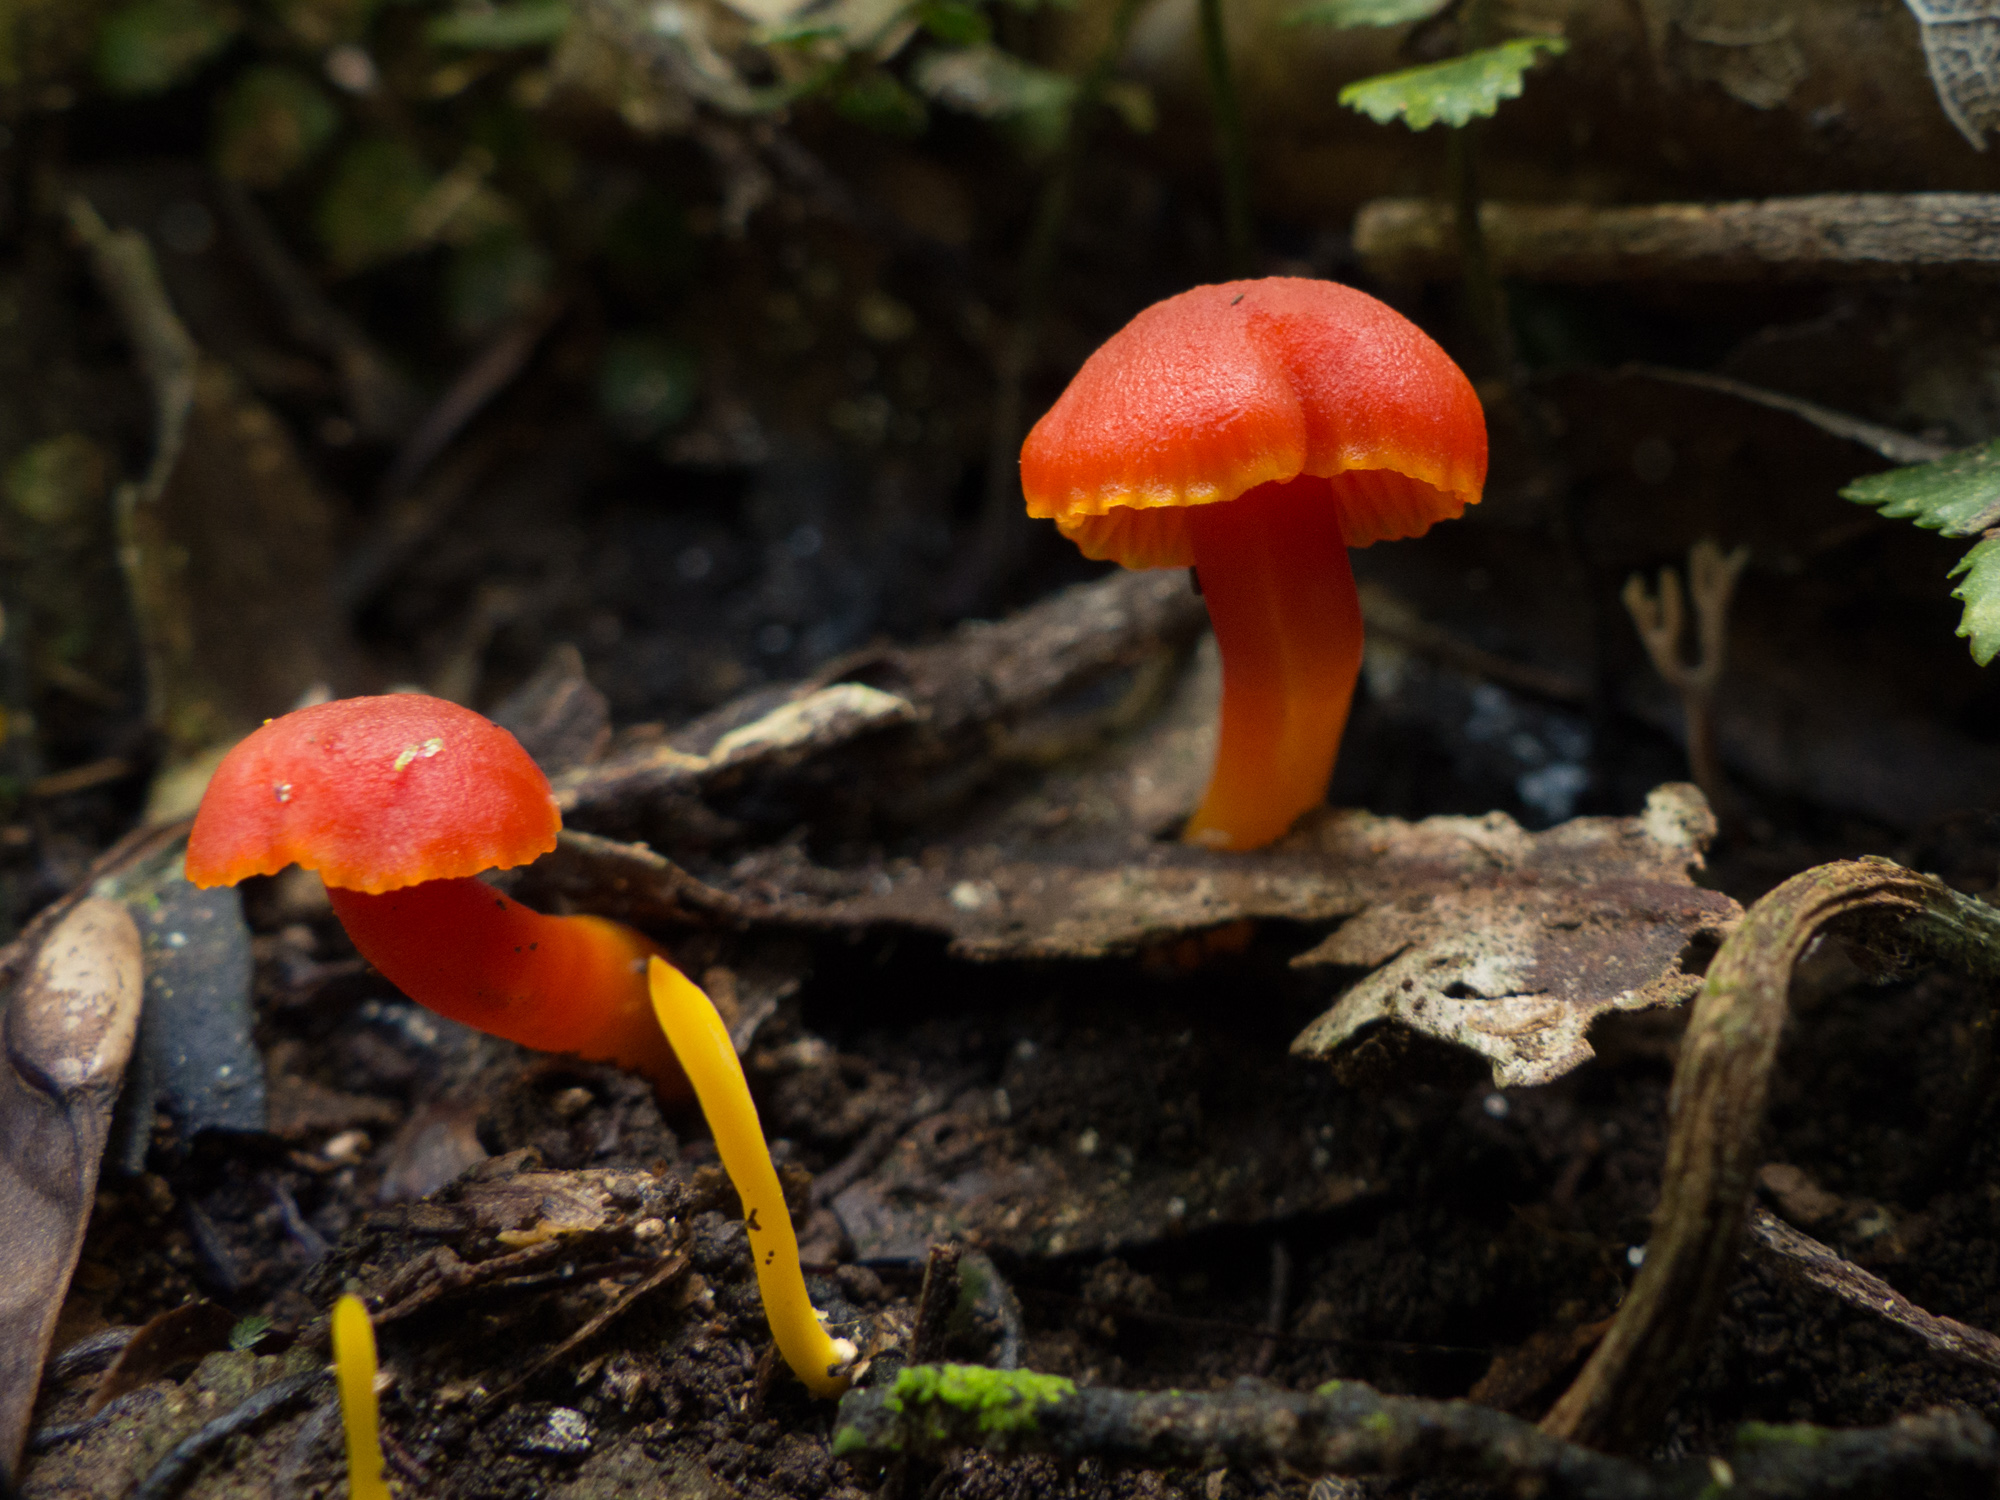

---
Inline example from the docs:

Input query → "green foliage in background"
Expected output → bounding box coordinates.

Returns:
[317,136,437,274]
[214,65,339,185]
[1,0,117,97]
[1338,38,1565,128]
[1843,441,2000,665]
[448,227,553,334]
[427,0,572,48]
[1286,0,1448,29]
[96,0,238,93]
[1293,0,1566,134]
[80,0,1146,297]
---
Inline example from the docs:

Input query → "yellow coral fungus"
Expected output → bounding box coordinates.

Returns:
[332,1294,391,1500]
[647,957,857,1397]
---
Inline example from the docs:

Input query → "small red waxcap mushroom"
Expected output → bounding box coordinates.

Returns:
[1021,277,1487,850]
[187,695,685,1094]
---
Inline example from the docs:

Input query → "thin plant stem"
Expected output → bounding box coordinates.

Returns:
[1198,0,1254,274]
[1443,0,1515,378]
[1447,123,1512,375]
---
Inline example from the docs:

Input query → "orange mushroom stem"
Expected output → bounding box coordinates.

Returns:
[325,880,680,1087]
[1021,277,1487,851]
[186,694,686,1096]
[1184,476,1363,850]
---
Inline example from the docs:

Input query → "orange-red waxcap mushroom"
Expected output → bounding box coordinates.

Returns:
[1021,278,1487,850]
[187,695,559,895]
[186,693,686,1097]
[1021,277,1485,567]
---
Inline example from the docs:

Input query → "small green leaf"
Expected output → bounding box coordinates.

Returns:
[228,1314,274,1351]
[1952,536,2000,666]
[834,70,929,134]
[918,0,992,45]
[1288,0,1450,29]
[1338,37,1566,129]
[6,434,113,528]
[1100,79,1155,134]
[214,65,339,186]
[96,0,240,94]
[1840,438,2000,539]
[317,136,434,274]
[1844,440,2000,664]
[426,0,571,49]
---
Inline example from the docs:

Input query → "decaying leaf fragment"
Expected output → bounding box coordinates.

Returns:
[0,899,145,1486]
[1290,786,1736,1086]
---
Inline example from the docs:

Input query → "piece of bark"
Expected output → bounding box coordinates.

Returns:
[490,643,614,776]
[0,899,145,1488]
[555,569,1208,846]
[1354,195,2000,284]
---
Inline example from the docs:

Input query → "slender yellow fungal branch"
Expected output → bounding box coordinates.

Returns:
[647,957,858,1397]
[332,1294,391,1500]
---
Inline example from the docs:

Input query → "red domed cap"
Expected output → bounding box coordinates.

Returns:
[1020,278,1487,567]
[186,695,560,894]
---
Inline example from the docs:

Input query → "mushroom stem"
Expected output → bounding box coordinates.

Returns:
[332,1295,390,1500]
[326,878,687,1096]
[647,957,858,1397]
[1183,476,1364,851]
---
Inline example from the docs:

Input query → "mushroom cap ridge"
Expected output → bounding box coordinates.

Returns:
[186,694,561,894]
[1020,277,1487,568]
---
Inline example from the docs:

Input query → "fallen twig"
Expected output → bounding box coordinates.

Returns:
[1747,1205,2000,1379]
[1542,858,2000,1451]
[476,1246,690,1410]
[1355,194,2000,282]
[554,567,1209,836]
[1620,367,1950,467]
[832,1364,2000,1497]
[129,1369,330,1500]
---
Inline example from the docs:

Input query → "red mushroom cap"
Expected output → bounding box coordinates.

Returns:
[1019,277,1487,567]
[185,695,560,894]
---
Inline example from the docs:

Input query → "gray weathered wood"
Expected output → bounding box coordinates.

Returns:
[1356,195,2000,282]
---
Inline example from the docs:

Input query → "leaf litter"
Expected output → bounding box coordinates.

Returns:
[15,568,1756,1500]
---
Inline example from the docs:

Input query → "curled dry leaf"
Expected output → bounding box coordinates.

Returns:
[0,898,145,1486]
